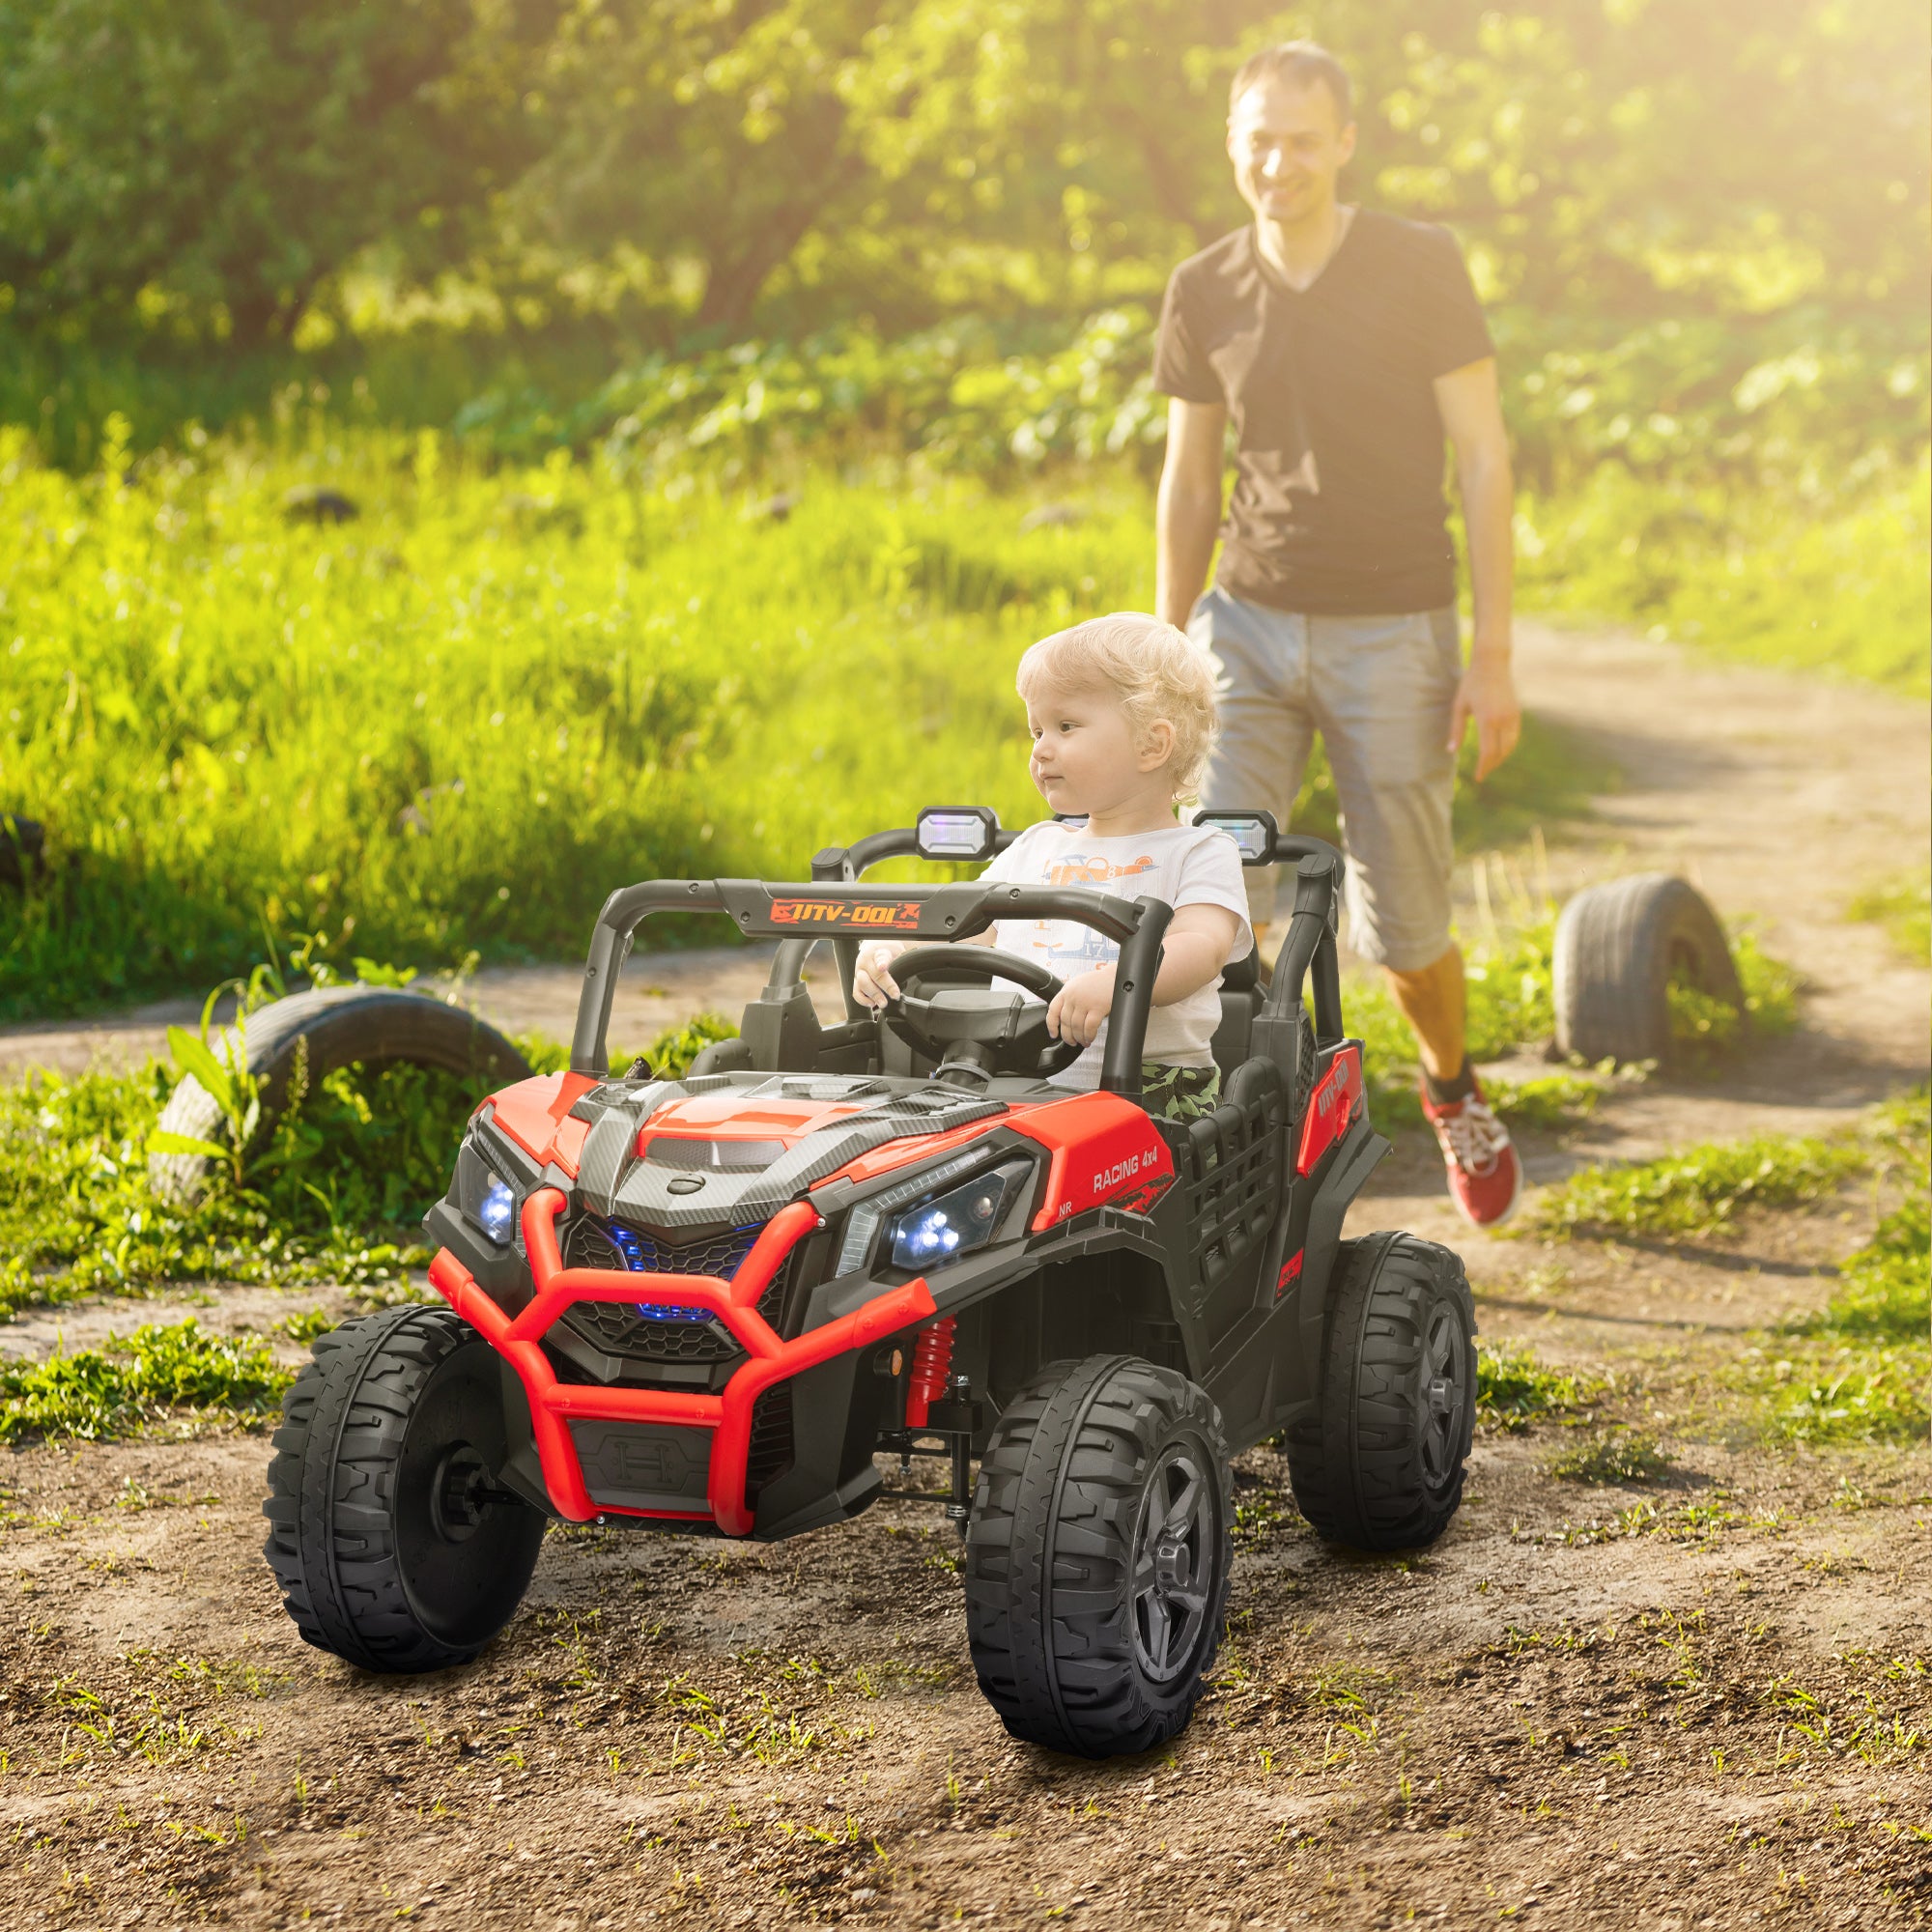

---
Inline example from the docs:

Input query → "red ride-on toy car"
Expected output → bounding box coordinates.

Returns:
[263,809,1476,1757]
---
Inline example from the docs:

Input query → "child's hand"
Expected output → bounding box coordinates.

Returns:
[853,942,905,1011]
[1046,964,1117,1049]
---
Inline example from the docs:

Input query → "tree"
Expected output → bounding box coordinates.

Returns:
[0,0,554,344]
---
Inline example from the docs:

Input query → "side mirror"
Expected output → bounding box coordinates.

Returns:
[916,805,1000,863]
[1194,809,1280,866]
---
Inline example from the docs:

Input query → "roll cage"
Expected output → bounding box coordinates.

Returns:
[569,808,1350,1103]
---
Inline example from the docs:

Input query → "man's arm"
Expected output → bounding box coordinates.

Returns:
[1435,356,1520,781]
[1154,397,1227,630]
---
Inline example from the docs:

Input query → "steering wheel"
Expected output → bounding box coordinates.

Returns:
[872,945,1085,1081]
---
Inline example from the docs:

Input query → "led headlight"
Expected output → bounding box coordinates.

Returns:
[472,1173,517,1246]
[884,1161,1031,1274]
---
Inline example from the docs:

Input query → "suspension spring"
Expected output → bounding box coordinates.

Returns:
[905,1316,955,1429]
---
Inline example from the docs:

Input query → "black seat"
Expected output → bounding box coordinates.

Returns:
[1210,947,1264,1077]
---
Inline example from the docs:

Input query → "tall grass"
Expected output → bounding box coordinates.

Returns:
[0,1009,730,1319]
[0,425,1612,1018]
[0,426,1133,1012]
[1515,458,1932,697]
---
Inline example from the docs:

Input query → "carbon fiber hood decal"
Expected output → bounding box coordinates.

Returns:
[569,1074,1006,1229]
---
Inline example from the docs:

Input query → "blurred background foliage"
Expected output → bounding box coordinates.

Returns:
[0,0,1923,498]
[0,0,1925,1012]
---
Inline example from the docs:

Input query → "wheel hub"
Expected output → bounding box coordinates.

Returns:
[1130,1445,1216,1686]
[1154,1534,1193,1594]
[1418,1307,1466,1492]
[430,1445,493,1544]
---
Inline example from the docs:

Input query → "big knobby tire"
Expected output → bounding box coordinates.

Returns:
[1551,873,1744,1069]
[1285,1234,1476,1553]
[964,1355,1233,1758]
[263,1305,546,1673]
[150,986,529,1203]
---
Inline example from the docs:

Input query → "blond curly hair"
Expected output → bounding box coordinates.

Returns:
[1015,612,1219,804]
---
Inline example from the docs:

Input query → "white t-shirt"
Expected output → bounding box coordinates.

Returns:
[978,819,1254,1089]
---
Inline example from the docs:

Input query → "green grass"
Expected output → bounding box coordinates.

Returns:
[1745,1096,1930,1447]
[1515,457,1932,696]
[0,420,1617,1025]
[0,1319,292,1444]
[1475,1340,1602,1434]
[1664,929,1803,1067]
[1547,1430,1669,1484]
[1848,871,1932,966]
[1534,1131,1863,1240]
[0,1007,729,1320]
[1484,1073,1603,1133]
[0,427,1141,1015]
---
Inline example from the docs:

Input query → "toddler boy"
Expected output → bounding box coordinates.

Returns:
[854,612,1252,1120]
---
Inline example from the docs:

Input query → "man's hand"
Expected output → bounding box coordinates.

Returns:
[853,942,905,1010]
[1046,964,1117,1049]
[1448,651,1521,781]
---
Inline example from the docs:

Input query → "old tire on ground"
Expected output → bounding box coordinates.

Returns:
[1551,872,1743,1068]
[149,986,529,1201]
[1284,1233,1476,1553]
[964,1354,1232,1758]
[262,1304,546,1672]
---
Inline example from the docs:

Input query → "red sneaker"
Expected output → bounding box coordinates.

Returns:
[1419,1073,1523,1228]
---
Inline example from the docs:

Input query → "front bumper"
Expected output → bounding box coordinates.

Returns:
[428,1187,935,1536]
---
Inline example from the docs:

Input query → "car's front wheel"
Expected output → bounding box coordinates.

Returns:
[964,1354,1232,1758]
[263,1305,547,1672]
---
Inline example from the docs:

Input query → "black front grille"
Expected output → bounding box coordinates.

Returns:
[557,1213,788,1369]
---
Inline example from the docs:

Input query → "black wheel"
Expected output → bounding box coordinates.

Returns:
[262,1304,546,1672]
[1551,872,1744,1068]
[150,986,530,1201]
[1285,1234,1475,1552]
[964,1354,1232,1758]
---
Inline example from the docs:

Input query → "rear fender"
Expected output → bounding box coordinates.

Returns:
[1274,1110,1388,1412]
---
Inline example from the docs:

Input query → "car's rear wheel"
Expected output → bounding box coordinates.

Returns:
[964,1354,1232,1758]
[1285,1233,1475,1551]
[263,1305,546,1672]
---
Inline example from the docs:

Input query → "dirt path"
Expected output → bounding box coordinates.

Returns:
[1362,617,1930,1290]
[2,622,1928,1929]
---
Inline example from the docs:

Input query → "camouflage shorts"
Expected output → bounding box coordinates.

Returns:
[1141,1063,1221,1122]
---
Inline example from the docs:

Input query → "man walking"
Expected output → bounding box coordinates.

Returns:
[1153,40,1524,1226]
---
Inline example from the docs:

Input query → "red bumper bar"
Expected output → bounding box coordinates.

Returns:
[428,1187,935,1537]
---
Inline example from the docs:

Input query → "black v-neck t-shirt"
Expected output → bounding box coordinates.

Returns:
[1153,213,1493,616]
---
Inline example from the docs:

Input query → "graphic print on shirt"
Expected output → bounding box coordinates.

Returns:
[1019,852,1155,971]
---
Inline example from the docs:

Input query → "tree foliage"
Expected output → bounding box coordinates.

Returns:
[0,0,554,344]
[0,0,1922,480]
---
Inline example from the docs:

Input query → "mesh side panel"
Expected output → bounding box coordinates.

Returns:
[753,1268,789,1336]
[1159,1080,1287,1291]
[745,1379,795,1506]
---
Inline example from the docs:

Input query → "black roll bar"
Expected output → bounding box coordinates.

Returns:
[570,879,1171,1096]
[814,812,1350,1049]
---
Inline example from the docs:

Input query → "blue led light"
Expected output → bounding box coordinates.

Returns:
[608,1224,647,1271]
[634,1302,714,1324]
[475,1175,517,1247]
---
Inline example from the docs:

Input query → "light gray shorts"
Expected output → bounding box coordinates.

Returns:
[1189,588,1461,973]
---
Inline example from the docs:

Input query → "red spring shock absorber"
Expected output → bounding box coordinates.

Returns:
[905,1317,955,1430]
